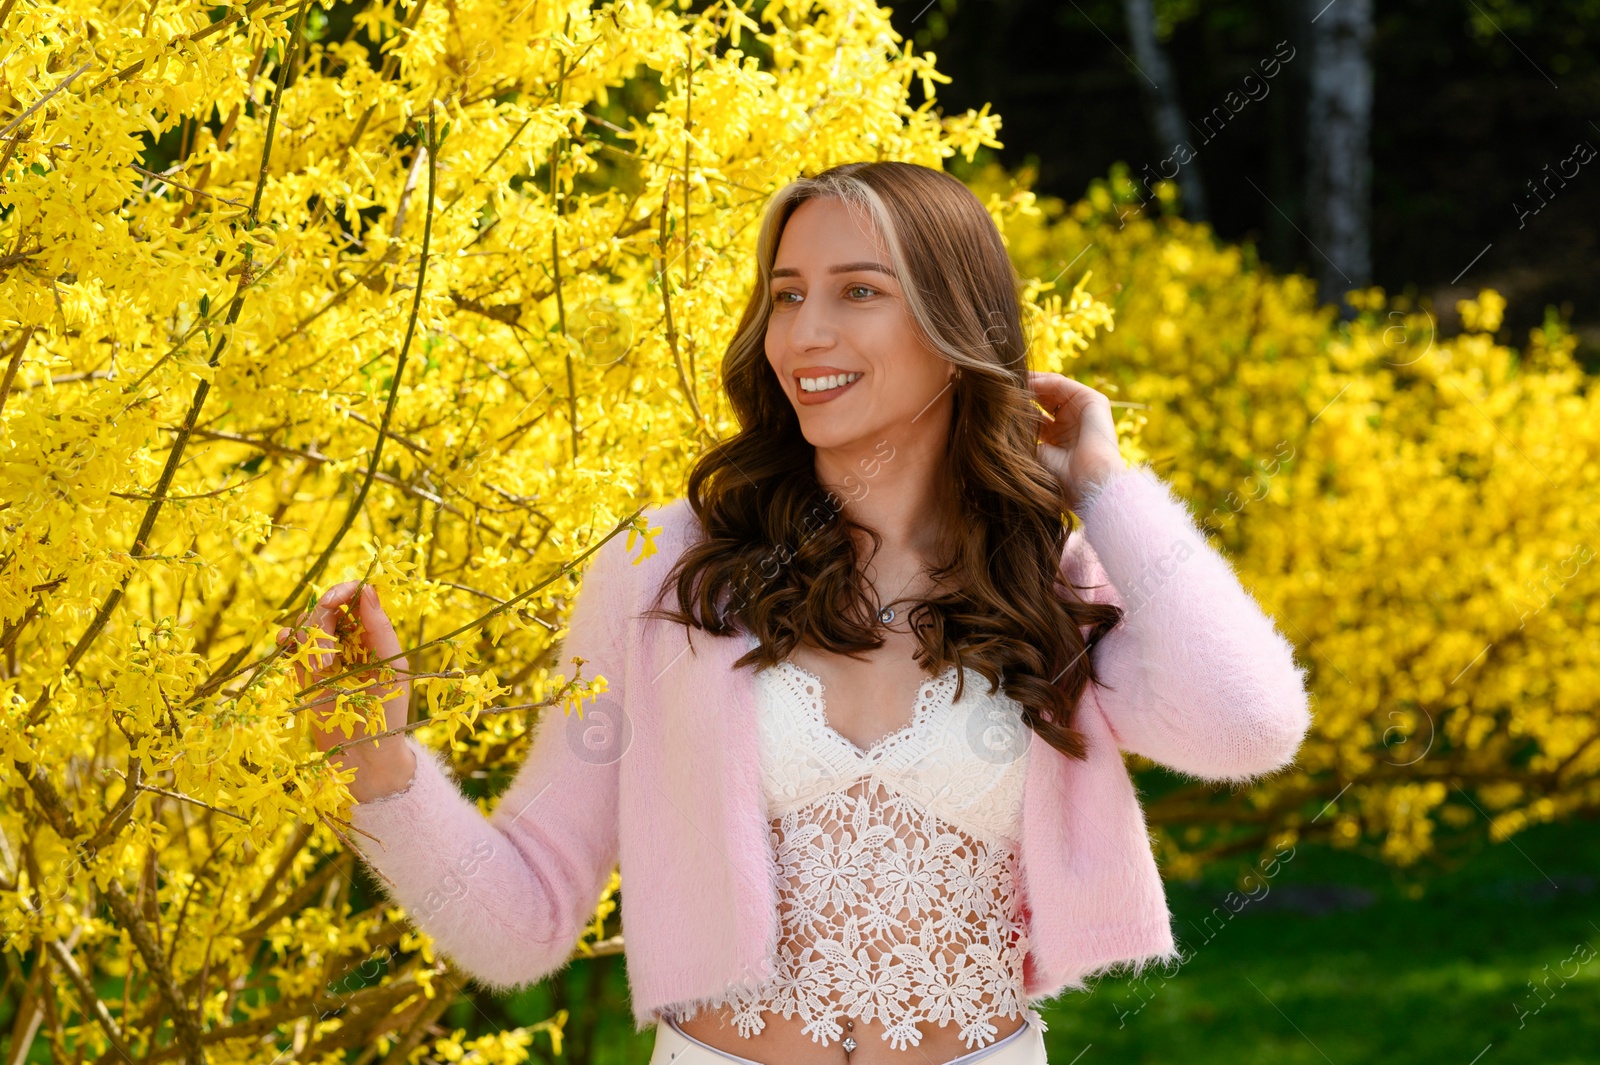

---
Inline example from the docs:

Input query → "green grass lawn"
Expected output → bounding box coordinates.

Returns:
[1033,819,1600,1065]
[483,818,1599,1064]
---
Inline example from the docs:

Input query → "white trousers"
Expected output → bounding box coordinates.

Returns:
[649,1011,1049,1065]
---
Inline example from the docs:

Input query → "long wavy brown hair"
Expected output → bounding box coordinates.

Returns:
[641,160,1124,762]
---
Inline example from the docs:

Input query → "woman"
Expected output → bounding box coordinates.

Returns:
[283,161,1312,1065]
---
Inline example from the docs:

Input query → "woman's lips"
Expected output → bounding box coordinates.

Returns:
[795,373,862,405]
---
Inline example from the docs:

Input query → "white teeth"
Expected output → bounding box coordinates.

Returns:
[799,372,862,393]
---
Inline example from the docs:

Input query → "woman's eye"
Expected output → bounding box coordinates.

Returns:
[770,284,878,306]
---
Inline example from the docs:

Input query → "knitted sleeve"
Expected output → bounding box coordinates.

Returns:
[1063,463,1312,783]
[344,528,633,993]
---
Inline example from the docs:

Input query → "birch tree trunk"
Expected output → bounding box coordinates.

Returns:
[1122,0,1209,223]
[1305,0,1374,308]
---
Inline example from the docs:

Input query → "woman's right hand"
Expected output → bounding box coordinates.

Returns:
[277,581,418,804]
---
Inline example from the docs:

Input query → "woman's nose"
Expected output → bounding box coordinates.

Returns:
[785,295,837,350]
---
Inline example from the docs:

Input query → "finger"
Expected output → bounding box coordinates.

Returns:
[1040,393,1087,438]
[317,580,364,609]
[276,633,309,687]
[1023,370,1059,395]
[303,582,359,671]
[1026,373,1082,415]
[1083,402,1120,446]
[1067,390,1116,439]
[303,604,330,640]
[274,628,303,687]
[358,585,410,676]
[280,619,309,654]
[304,604,340,671]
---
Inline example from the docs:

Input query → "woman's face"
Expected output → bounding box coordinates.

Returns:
[764,196,956,454]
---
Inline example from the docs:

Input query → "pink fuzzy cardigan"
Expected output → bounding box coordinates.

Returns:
[348,463,1312,1033]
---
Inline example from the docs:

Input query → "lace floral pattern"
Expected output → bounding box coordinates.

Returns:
[670,638,1036,1052]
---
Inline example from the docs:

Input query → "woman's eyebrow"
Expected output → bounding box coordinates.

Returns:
[770,261,897,279]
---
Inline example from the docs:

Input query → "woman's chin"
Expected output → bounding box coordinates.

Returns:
[799,424,881,452]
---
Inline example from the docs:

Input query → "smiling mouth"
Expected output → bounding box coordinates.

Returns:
[798,372,863,394]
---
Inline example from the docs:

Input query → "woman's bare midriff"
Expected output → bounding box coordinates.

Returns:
[674,1006,1027,1065]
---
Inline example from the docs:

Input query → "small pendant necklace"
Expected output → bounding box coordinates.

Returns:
[870,569,923,627]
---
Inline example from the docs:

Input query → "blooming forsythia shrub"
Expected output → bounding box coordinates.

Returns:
[2,0,1594,1057]
[0,0,1104,1058]
[978,160,1600,878]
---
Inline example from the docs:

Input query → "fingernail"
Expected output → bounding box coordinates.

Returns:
[319,588,336,605]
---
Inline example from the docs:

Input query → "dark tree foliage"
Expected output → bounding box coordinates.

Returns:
[895,0,1600,362]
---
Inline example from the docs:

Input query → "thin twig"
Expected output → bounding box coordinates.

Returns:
[549,18,578,463]
[129,162,248,207]
[0,325,35,418]
[110,468,272,500]
[653,123,709,440]
[106,771,250,821]
[0,60,91,141]
[45,940,133,1059]
[274,101,440,613]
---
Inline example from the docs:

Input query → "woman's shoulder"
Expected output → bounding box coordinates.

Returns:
[589,497,703,598]
[644,496,699,538]
[639,497,706,562]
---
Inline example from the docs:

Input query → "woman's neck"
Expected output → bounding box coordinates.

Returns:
[821,465,956,561]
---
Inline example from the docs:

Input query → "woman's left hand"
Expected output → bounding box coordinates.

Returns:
[1027,371,1128,510]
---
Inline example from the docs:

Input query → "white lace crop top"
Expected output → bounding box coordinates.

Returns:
[666,633,1040,1053]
